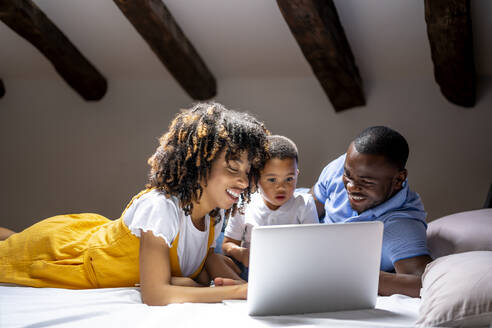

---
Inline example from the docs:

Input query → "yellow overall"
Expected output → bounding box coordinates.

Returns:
[0,189,214,289]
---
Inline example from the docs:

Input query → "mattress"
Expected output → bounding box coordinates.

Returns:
[0,285,420,327]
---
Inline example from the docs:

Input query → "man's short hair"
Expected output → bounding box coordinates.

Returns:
[353,126,409,169]
[267,135,298,163]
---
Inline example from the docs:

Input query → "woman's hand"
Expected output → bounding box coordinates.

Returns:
[214,278,247,299]
[214,277,245,286]
[170,277,201,287]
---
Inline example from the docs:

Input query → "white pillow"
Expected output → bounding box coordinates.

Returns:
[416,251,492,327]
[427,209,492,259]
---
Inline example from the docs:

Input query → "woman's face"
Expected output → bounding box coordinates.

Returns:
[199,149,251,211]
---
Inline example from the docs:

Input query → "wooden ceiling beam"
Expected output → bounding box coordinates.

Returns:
[113,0,216,100]
[0,79,5,98]
[424,0,475,107]
[0,0,107,101]
[277,0,365,112]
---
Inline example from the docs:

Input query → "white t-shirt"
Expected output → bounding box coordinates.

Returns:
[122,189,223,277]
[224,191,318,248]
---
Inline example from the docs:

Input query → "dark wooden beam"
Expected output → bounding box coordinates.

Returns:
[0,79,4,98]
[0,0,107,101]
[277,0,365,111]
[424,0,475,107]
[113,0,216,100]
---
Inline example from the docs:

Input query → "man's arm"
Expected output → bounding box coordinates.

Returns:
[309,187,325,219]
[378,255,432,297]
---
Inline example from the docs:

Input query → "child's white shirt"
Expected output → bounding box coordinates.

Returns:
[224,191,318,248]
[122,189,223,277]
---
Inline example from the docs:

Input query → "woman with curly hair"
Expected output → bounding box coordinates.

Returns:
[0,102,270,305]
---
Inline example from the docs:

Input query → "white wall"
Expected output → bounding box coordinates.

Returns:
[1,77,491,231]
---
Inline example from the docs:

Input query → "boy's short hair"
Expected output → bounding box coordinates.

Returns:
[353,126,409,170]
[267,135,298,163]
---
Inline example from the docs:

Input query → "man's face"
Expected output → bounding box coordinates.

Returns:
[342,143,406,214]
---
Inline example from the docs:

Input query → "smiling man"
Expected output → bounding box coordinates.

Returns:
[310,126,432,297]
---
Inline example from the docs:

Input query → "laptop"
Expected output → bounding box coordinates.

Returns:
[246,221,383,316]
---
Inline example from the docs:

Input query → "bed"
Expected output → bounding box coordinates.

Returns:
[0,286,420,328]
[1,208,491,328]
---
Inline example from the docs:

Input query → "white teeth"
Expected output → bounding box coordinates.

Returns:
[351,195,365,200]
[227,189,240,198]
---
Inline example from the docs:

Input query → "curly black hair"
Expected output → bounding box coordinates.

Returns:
[147,102,270,222]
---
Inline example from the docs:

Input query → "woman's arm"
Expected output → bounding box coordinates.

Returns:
[139,230,247,306]
[194,251,242,285]
[204,250,242,281]
[170,277,201,287]
[222,236,249,267]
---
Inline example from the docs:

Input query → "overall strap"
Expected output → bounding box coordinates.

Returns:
[169,233,182,277]
[169,216,216,279]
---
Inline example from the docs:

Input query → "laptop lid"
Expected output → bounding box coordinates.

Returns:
[247,221,383,316]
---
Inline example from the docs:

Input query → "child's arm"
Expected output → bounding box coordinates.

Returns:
[309,187,326,219]
[222,237,250,267]
[139,230,247,306]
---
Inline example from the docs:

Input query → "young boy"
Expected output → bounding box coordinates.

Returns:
[222,135,318,280]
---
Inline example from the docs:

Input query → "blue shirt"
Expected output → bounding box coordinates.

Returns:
[313,154,430,272]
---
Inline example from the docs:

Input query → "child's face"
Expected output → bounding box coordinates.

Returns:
[200,149,251,211]
[258,158,298,210]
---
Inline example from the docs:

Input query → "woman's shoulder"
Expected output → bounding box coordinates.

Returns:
[132,189,181,211]
[122,189,184,243]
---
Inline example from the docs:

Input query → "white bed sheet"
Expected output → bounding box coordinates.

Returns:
[0,285,420,328]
